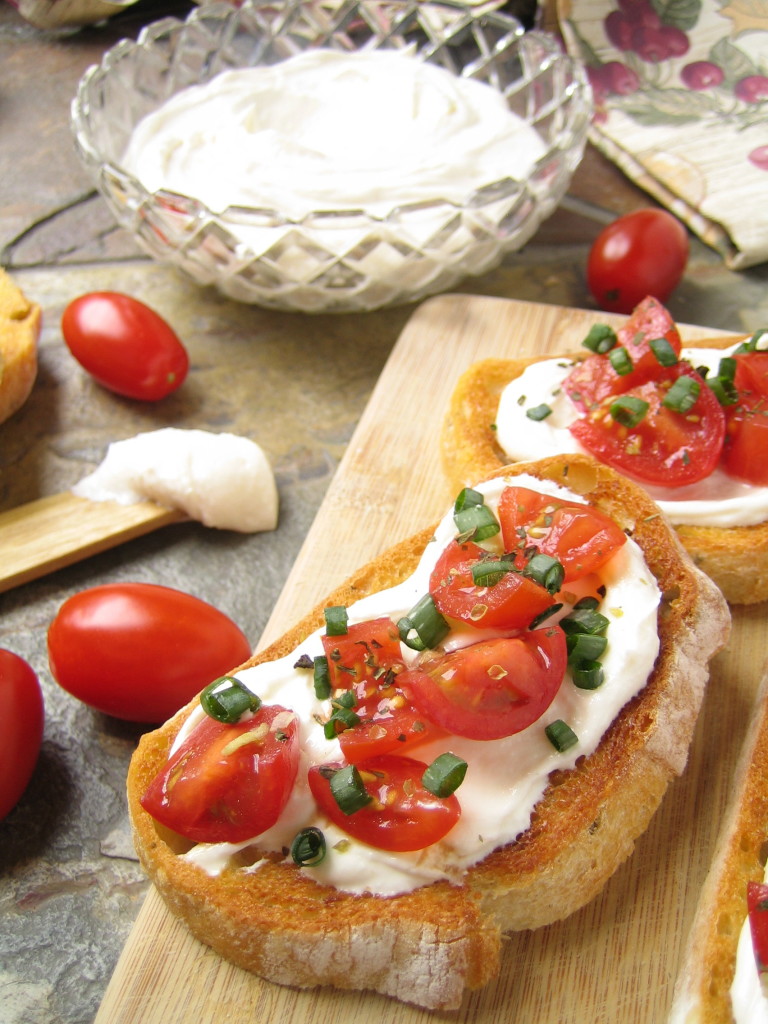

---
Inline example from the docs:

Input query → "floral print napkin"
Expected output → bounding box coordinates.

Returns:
[557,0,768,268]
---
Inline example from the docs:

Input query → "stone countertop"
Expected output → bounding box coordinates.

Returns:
[1,3,767,1023]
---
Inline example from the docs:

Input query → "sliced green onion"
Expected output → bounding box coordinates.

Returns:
[471,558,516,587]
[200,676,262,723]
[718,356,737,382]
[290,826,326,866]
[526,403,553,422]
[610,395,649,428]
[528,602,563,629]
[649,337,678,367]
[324,605,348,636]
[323,690,360,738]
[329,764,372,815]
[523,553,565,595]
[582,323,617,354]
[608,346,633,376]
[566,632,608,662]
[454,502,500,543]
[571,661,605,690]
[706,374,738,407]
[560,606,610,636]
[397,594,450,651]
[735,329,768,353]
[453,487,485,512]
[422,752,468,798]
[313,655,331,699]
[545,719,579,752]
[663,375,700,414]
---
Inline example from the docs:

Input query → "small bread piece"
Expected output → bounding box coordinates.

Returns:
[128,455,730,1011]
[0,268,40,424]
[440,337,768,605]
[667,665,768,1024]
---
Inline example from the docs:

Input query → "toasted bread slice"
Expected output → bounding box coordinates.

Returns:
[667,664,768,1024]
[440,337,768,605]
[128,455,729,1011]
[0,268,40,424]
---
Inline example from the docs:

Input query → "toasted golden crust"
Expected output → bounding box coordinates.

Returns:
[128,455,730,1010]
[0,268,40,424]
[667,664,768,1024]
[440,338,768,605]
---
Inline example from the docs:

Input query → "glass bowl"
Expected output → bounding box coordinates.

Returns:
[71,0,592,313]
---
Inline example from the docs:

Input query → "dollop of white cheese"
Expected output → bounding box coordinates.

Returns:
[122,49,546,250]
[731,902,768,1024]
[175,473,661,896]
[495,345,768,528]
[72,428,278,533]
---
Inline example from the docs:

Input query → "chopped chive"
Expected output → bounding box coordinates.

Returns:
[560,606,610,635]
[528,602,563,629]
[200,676,262,723]
[608,346,633,376]
[329,764,372,815]
[649,337,678,367]
[610,395,649,428]
[397,593,450,651]
[313,655,331,699]
[526,403,553,421]
[572,661,605,690]
[566,632,608,662]
[422,752,468,798]
[663,375,700,414]
[453,487,485,512]
[290,826,326,866]
[523,553,565,595]
[582,323,617,354]
[324,605,348,636]
[471,558,516,587]
[545,719,579,752]
[454,502,500,543]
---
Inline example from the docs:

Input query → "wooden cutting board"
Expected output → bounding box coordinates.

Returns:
[96,294,765,1024]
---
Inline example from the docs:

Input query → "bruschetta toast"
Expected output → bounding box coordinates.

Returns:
[0,268,40,424]
[127,454,729,1010]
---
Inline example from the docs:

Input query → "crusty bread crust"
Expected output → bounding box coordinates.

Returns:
[440,337,768,605]
[128,455,730,1010]
[0,268,40,424]
[667,664,768,1024]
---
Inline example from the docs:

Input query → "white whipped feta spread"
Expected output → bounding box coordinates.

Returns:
[172,473,661,896]
[731,894,768,1024]
[121,49,546,252]
[72,428,278,533]
[495,344,768,528]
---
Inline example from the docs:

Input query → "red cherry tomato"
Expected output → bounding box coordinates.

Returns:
[497,487,627,583]
[399,627,567,741]
[570,364,725,486]
[0,650,44,821]
[722,351,768,485]
[308,754,460,851]
[587,209,689,314]
[321,617,443,760]
[141,704,299,844]
[430,539,555,630]
[564,296,683,412]
[748,880,768,977]
[47,583,251,722]
[62,292,189,400]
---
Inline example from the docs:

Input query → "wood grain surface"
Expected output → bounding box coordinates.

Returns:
[96,294,763,1024]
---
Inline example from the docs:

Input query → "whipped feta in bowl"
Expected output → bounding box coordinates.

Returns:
[71,0,591,313]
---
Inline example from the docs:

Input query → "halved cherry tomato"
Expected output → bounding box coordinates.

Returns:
[497,487,626,582]
[747,880,768,978]
[430,539,555,630]
[322,618,442,760]
[722,352,768,485]
[398,627,567,741]
[564,296,683,412]
[62,292,189,400]
[0,649,44,821]
[570,364,726,486]
[587,209,689,314]
[141,704,299,844]
[48,583,252,722]
[308,754,460,851]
